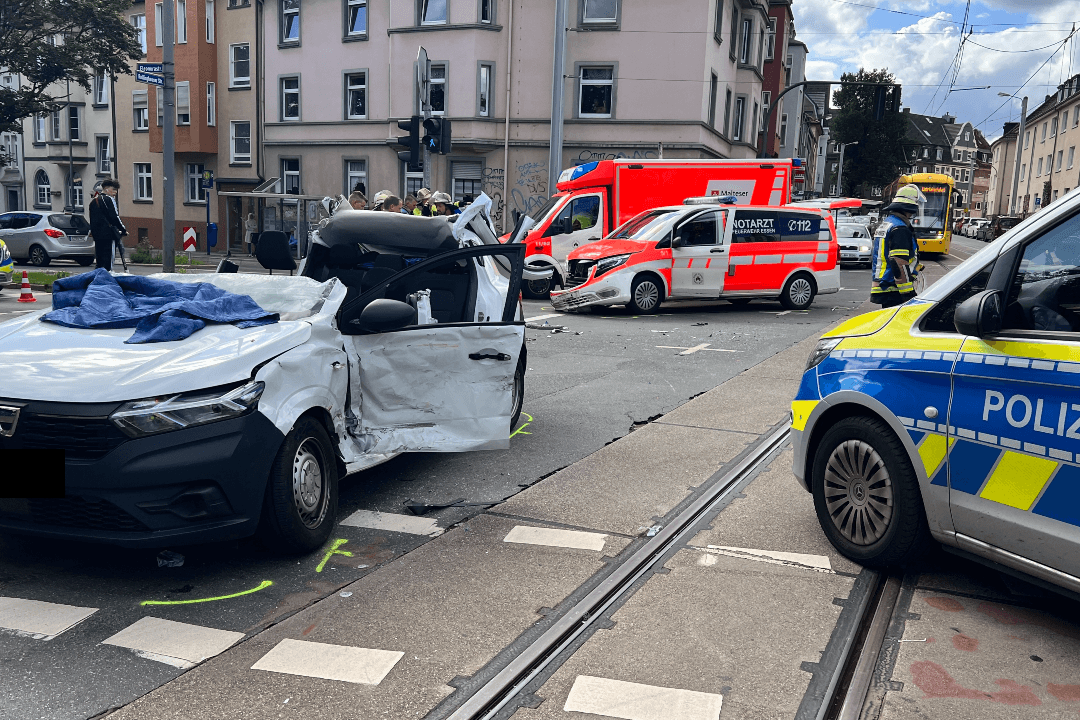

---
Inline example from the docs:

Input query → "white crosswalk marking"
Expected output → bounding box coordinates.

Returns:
[0,597,99,640]
[656,344,739,354]
[503,525,607,551]
[252,638,404,685]
[101,617,244,668]
[524,313,564,323]
[564,675,723,720]
[340,509,443,536]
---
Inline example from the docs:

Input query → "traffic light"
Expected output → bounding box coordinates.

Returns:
[886,84,902,113]
[873,85,887,121]
[872,84,902,121]
[422,117,452,155]
[396,115,421,172]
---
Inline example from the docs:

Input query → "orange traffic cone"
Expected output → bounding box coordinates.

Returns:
[17,270,36,303]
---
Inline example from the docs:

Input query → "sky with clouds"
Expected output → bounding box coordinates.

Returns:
[791,0,1079,140]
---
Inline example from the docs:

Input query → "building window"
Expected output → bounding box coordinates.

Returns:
[757,27,765,69]
[134,163,153,200]
[1073,106,1079,127]
[177,0,187,42]
[33,115,46,143]
[405,169,424,197]
[155,87,164,126]
[35,170,50,207]
[133,91,148,130]
[230,44,250,87]
[723,87,732,136]
[346,159,366,195]
[67,106,80,141]
[732,96,746,141]
[1042,122,1047,142]
[420,0,446,25]
[281,0,300,43]
[1037,157,1043,176]
[155,3,162,46]
[963,169,970,183]
[713,0,723,43]
[281,76,300,120]
[579,66,613,118]
[131,14,147,54]
[752,101,759,138]
[1056,149,1064,172]
[452,161,483,201]
[766,17,776,60]
[206,0,215,42]
[206,82,215,125]
[346,0,366,35]
[1051,117,1058,137]
[176,81,190,125]
[346,72,366,119]
[231,121,251,163]
[936,147,942,160]
[1068,146,1075,170]
[93,72,108,105]
[97,136,111,173]
[708,73,718,128]
[281,158,300,194]
[780,113,788,147]
[478,63,492,117]
[729,6,738,56]
[480,0,492,23]
[1024,131,1029,148]
[186,163,206,202]
[68,173,83,209]
[582,0,617,24]
[429,63,446,115]
[739,18,751,64]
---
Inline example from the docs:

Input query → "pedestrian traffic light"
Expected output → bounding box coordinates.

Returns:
[423,117,452,155]
[396,115,421,172]
[873,86,887,121]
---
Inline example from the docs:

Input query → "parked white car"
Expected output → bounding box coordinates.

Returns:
[0,198,530,552]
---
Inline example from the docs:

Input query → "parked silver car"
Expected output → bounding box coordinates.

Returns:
[837,224,873,266]
[0,212,95,267]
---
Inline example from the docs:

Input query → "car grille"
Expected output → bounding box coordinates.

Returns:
[553,291,600,309]
[565,260,596,289]
[3,413,128,461]
[27,496,149,532]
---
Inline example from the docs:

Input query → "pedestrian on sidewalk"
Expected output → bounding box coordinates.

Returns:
[89,179,127,271]
[870,184,923,308]
[244,212,258,256]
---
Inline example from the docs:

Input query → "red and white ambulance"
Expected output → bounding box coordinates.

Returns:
[511,158,802,296]
[549,199,840,314]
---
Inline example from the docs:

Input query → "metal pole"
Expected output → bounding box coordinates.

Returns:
[500,0,514,234]
[162,0,176,272]
[66,79,73,211]
[206,183,211,255]
[547,0,569,197]
[837,143,847,196]
[1009,96,1028,216]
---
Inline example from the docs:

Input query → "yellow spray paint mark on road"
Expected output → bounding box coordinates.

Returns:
[316,538,354,572]
[140,580,273,606]
[510,412,534,440]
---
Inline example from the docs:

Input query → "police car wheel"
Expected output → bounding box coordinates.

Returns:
[258,416,339,554]
[628,276,662,314]
[522,277,553,299]
[811,416,931,568]
[780,274,815,310]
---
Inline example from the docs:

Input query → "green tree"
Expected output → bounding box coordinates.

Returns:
[829,68,907,197]
[0,0,142,138]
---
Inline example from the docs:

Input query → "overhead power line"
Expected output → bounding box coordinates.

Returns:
[975,27,1078,130]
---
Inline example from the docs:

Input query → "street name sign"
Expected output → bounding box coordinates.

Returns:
[137,63,164,74]
[136,71,164,87]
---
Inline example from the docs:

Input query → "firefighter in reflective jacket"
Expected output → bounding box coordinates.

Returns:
[870,184,924,307]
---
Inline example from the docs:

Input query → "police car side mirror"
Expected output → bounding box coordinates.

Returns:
[954,290,1003,338]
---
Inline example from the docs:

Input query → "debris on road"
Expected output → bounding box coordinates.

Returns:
[692,322,708,326]
[156,550,185,568]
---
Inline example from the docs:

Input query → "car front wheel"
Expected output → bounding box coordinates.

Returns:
[811,416,931,568]
[628,275,662,314]
[259,416,339,554]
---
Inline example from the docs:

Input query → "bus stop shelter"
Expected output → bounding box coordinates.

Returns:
[218,179,331,259]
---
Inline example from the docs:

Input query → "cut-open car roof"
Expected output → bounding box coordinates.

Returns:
[316,210,458,255]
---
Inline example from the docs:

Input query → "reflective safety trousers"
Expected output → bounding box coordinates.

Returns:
[871,214,918,298]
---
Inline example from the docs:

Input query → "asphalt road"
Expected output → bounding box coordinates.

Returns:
[0,239,989,719]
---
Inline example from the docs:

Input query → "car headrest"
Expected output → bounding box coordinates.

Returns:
[327,243,360,268]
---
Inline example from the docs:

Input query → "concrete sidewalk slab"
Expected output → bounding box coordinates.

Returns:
[654,374,797,435]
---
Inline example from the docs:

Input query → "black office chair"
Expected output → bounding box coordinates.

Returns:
[255,230,297,275]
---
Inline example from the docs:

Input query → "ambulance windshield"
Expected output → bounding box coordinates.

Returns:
[611,209,682,242]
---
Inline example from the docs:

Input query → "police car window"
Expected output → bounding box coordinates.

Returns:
[678,212,718,246]
[1002,213,1080,333]
[777,211,822,242]
[570,195,600,231]
[732,211,779,243]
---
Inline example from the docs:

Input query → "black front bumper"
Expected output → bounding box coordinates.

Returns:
[0,403,285,548]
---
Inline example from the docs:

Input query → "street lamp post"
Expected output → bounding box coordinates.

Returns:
[836,142,858,196]
[999,92,1028,217]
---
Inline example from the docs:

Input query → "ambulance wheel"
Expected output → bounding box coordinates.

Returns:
[811,416,931,568]
[259,416,339,554]
[510,355,525,431]
[628,275,662,314]
[780,273,815,310]
[522,276,554,299]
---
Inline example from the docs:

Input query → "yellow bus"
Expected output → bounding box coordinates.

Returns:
[896,173,954,255]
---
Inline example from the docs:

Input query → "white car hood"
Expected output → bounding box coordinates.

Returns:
[0,311,313,403]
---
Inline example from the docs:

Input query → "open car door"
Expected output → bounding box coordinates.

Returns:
[340,244,526,454]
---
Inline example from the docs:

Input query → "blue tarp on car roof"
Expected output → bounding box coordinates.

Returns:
[42,269,278,343]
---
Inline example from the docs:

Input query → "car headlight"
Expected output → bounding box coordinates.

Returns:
[806,337,842,370]
[595,253,632,277]
[859,245,870,252]
[111,380,265,437]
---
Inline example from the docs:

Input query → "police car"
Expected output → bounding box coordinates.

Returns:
[792,187,1080,596]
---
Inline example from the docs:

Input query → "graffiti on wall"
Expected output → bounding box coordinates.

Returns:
[575,149,659,164]
[482,167,505,225]
[510,160,549,217]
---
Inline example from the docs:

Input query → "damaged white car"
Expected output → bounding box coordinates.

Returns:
[0,196,540,552]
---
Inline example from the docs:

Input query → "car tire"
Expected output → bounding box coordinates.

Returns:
[811,416,931,568]
[76,257,94,267]
[29,245,50,267]
[510,354,525,431]
[522,276,554,299]
[729,298,752,306]
[627,275,662,314]
[780,273,815,310]
[258,416,339,554]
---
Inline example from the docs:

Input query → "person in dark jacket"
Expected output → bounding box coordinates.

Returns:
[89,179,127,271]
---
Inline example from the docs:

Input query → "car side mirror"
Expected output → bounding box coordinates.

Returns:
[954,290,1002,338]
[671,235,685,248]
[350,299,418,333]
[559,217,573,235]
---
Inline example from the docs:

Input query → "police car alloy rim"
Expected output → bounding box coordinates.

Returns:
[634,280,659,310]
[292,439,327,529]
[789,277,813,306]
[823,439,894,545]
